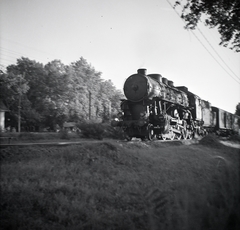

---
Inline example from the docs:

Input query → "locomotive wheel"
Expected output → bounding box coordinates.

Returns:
[176,133,182,140]
[162,135,167,141]
[147,125,154,141]
[169,130,175,140]
[182,129,187,140]
[188,131,194,140]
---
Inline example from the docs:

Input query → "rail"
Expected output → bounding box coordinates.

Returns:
[0,137,13,144]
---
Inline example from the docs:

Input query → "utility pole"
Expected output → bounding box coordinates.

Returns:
[18,74,22,132]
[18,72,25,133]
[109,101,111,120]
[89,90,91,120]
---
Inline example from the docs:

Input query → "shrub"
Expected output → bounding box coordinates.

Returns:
[228,134,240,142]
[199,134,223,148]
[77,121,126,140]
[77,121,105,140]
[100,124,125,140]
[59,129,70,140]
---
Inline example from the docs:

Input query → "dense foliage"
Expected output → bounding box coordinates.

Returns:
[235,103,240,116]
[175,0,240,51]
[0,57,124,131]
[235,103,240,126]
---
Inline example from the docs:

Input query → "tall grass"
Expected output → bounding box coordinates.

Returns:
[1,139,239,230]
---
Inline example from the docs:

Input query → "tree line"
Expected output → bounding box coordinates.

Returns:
[0,57,124,131]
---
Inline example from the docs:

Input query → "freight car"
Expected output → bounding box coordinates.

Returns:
[211,107,239,136]
[112,69,240,140]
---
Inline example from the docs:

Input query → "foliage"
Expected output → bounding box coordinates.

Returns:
[77,121,125,140]
[175,0,240,51]
[235,103,240,126]
[1,57,123,130]
[59,129,70,140]
[235,103,240,116]
[77,121,106,140]
[228,134,240,142]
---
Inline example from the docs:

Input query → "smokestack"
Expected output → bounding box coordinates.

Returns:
[137,69,147,75]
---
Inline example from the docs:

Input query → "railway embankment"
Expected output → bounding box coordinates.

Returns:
[1,134,239,230]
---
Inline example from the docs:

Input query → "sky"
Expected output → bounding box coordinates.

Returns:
[1,0,239,113]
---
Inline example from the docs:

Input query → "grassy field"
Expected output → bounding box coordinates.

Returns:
[0,135,240,230]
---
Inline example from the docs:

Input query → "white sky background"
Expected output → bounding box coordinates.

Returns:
[1,0,239,113]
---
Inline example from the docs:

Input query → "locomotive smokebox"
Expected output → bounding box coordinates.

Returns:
[137,68,147,75]
[124,69,163,102]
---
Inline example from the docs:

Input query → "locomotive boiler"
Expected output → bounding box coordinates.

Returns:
[112,69,202,140]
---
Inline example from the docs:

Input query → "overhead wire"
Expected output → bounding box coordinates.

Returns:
[196,27,240,81]
[165,0,240,84]
[203,26,239,70]
[0,36,58,66]
[0,45,52,68]
[0,36,56,57]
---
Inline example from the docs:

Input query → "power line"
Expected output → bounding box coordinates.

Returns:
[190,30,240,84]
[165,0,240,84]
[0,37,58,65]
[0,50,19,60]
[0,36,56,57]
[0,57,16,63]
[0,47,26,57]
[196,27,240,81]
[0,45,52,66]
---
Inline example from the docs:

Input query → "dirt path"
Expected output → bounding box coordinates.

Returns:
[219,140,240,149]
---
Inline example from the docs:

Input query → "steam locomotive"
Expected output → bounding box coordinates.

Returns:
[112,69,240,141]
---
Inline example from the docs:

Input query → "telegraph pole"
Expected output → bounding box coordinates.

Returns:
[18,72,24,132]
[89,91,91,120]
[109,101,111,120]
[18,74,22,132]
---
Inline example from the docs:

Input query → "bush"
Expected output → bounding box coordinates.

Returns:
[103,125,126,140]
[228,134,240,142]
[59,129,70,140]
[199,134,223,148]
[77,121,105,140]
[77,121,126,140]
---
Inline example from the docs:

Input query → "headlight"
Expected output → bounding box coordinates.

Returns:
[117,112,123,118]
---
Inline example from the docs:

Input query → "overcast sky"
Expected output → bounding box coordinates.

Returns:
[1,0,239,113]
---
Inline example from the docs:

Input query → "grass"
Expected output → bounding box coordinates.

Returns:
[0,136,240,230]
[0,123,125,144]
[0,132,80,144]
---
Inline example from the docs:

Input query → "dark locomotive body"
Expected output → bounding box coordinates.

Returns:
[112,69,240,140]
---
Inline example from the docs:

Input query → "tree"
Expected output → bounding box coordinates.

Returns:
[175,0,240,51]
[235,103,240,116]
[6,58,46,129]
[43,60,71,128]
[235,103,240,127]
[0,71,41,131]
[3,56,124,130]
